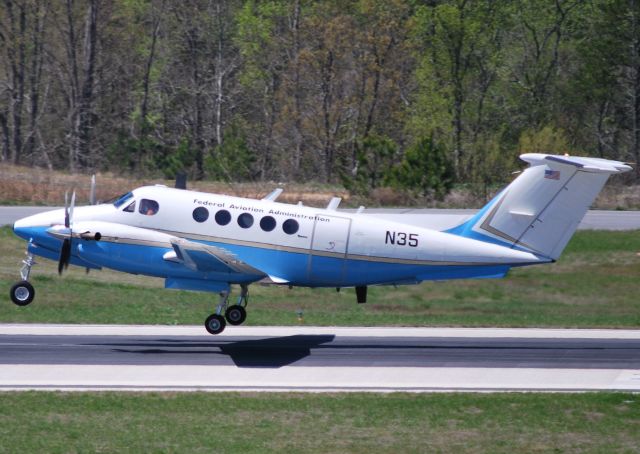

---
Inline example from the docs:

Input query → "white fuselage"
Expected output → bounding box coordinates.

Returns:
[14,185,546,287]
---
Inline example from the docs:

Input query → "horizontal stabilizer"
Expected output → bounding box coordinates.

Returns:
[520,153,632,174]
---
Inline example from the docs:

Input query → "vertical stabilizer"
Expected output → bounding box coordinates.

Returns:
[448,154,631,259]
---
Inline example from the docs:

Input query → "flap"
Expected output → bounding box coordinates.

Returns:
[167,238,265,276]
[256,274,291,285]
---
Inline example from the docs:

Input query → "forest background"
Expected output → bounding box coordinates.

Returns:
[2,0,640,203]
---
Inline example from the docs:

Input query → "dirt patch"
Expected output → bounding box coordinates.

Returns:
[3,162,638,208]
[0,164,349,207]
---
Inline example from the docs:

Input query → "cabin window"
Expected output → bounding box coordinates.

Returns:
[139,199,159,216]
[260,216,276,232]
[238,213,254,229]
[193,207,209,223]
[215,209,231,226]
[282,219,299,235]
[123,201,136,213]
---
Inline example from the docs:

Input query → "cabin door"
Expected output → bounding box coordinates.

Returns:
[308,215,351,284]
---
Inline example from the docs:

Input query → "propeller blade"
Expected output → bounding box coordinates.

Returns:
[90,175,97,205]
[69,191,76,227]
[58,238,71,275]
[60,189,75,275]
[64,191,69,228]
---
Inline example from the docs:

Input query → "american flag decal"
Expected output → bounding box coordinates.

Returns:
[544,169,561,180]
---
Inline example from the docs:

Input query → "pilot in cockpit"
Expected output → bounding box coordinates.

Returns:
[139,199,159,216]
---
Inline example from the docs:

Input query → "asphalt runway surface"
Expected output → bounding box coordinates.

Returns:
[2,206,640,230]
[2,334,640,369]
[1,326,639,391]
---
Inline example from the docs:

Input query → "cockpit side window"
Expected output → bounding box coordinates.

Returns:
[123,201,136,213]
[113,192,133,208]
[139,199,159,216]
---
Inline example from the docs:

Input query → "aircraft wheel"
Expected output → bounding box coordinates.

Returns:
[225,305,247,326]
[10,281,35,306]
[205,314,226,335]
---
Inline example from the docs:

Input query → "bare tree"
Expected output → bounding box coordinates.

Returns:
[2,0,27,164]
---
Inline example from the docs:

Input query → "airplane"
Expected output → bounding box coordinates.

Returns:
[9,153,632,334]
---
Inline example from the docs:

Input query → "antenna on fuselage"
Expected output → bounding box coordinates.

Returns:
[262,188,283,202]
[175,171,187,190]
[326,197,341,211]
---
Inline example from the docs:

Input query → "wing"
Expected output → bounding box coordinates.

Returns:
[165,238,265,276]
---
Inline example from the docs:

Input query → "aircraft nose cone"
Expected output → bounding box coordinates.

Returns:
[13,218,33,241]
[12,210,62,241]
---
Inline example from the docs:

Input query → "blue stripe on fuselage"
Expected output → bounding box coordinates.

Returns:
[15,226,512,288]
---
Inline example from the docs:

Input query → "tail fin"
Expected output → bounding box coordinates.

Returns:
[448,153,631,259]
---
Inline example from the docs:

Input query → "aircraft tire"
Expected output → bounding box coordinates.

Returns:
[225,305,247,326]
[10,281,35,306]
[205,314,226,335]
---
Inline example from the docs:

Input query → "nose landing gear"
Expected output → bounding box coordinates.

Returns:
[10,281,35,306]
[10,253,36,306]
[204,284,250,335]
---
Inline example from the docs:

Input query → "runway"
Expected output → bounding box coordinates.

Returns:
[1,325,639,392]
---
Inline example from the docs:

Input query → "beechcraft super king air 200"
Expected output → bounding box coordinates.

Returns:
[9,153,632,334]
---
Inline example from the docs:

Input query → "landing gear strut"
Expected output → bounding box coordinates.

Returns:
[225,285,248,326]
[10,253,36,306]
[204,284,250,335]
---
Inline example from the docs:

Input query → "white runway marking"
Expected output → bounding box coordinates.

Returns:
[1,365,637,393]
[2,324,640,339]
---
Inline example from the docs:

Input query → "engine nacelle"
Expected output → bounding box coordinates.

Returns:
[79,231,102,241]
[72,221,175,272]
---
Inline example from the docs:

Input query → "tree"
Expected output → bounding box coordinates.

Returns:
[410,0,505,179]
[389,134,454,200]
[343,134,398,194]
[565,0,640,176]
[503,0,581,129]
[234,0,289,180]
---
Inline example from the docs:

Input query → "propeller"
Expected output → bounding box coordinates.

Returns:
[58,190,76,275]
[58,238,71,274]
[89,174,97,205]
[86,175,97,274]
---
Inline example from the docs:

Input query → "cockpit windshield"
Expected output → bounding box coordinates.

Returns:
[113,192,134,208]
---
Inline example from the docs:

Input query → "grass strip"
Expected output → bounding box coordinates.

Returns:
[0,392,638,453]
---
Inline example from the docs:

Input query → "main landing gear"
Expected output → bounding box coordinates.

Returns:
[204,284,249,335]
[10,253,36,306]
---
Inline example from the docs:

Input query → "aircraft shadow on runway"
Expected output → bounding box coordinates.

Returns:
[87,336,640,369]
[109,334,336,368]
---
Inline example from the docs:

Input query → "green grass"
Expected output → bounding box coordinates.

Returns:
[1,226,639,327]
[0,392,638,453]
